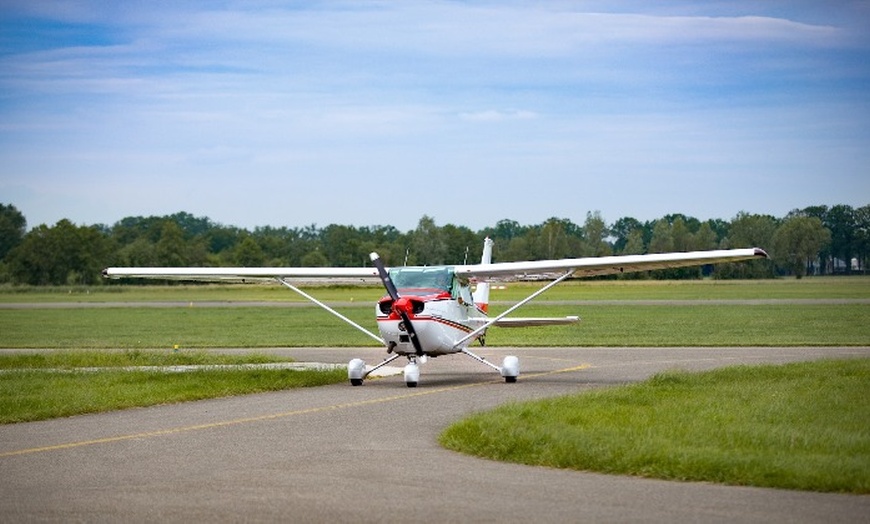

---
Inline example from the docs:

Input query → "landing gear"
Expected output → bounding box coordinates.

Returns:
[347,353,402,386]
[461,348,520,383]
[348,351,518,387]
[404,360,420,388]
[500,355,519,383]
[348,358,366,386]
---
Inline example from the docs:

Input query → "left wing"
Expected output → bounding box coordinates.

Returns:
[454,247,768,281]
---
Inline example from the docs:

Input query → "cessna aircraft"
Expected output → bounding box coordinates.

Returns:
[103,239,767,387]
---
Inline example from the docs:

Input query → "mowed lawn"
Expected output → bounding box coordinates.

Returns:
[1,276,869,348]
[440,358,870,494]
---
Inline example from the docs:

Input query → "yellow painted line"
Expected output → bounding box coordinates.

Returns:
[0,363,591,459]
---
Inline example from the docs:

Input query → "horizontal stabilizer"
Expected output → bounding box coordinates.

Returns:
[493,316,580,328]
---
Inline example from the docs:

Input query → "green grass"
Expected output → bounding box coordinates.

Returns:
[2,278,867,349]
[1,276,868,303]
[1,303,868,348]
[0,283,385,303]
[440,358,870,493]
[0,350,347,423]
[0,348,292,369]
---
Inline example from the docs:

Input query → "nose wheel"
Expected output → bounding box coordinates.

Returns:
[404,360,420,387]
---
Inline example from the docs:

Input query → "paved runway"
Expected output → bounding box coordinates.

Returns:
[1,346,868,522]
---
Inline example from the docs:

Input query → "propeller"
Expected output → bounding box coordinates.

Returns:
[370,252,424,356]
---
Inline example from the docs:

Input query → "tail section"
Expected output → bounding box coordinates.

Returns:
[472,237,494,313]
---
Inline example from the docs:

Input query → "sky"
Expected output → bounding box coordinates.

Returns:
[1,1,869,233]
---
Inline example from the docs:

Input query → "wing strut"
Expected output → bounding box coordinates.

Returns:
[451,269,575,349]
[277,278,384,345]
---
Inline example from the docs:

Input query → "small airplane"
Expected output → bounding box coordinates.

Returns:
[104,239,768,387]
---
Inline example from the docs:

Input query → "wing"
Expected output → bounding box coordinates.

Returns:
[454,247,768,281]
[102,266,380,282]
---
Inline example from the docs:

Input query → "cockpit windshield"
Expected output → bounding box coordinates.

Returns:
[388,266,453,294]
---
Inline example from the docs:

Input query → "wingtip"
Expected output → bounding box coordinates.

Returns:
[369,252,380,262]
[754,248,770,259]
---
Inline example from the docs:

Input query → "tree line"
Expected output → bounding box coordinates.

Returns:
[0,203,867,286]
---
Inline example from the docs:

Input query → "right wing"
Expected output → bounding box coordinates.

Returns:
[102,266,380,282]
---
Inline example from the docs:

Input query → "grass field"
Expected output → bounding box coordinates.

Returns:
[0,350,346,423]
[1,277,869,349]
[440,358,870,494]
[1,275,868,302]
[1,302,868,348]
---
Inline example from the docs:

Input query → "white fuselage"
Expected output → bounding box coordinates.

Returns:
[375,289,487,356]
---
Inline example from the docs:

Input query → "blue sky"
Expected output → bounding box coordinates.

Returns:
[1,1,868,232]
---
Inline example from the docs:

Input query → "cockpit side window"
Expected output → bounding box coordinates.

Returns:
[452,275,474,305]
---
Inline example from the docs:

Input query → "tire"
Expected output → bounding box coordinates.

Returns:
[505,376,517,383]
[350,378,363,386]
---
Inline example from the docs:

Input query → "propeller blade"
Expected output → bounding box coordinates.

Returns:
[370,252,424,356]
[399,311,424,356]
[370,252,399,301]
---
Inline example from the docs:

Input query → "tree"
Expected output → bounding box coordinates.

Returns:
[531,217,583,260]
[582,211,611,256]
[233,236,266,267]
[301,249,329,267]
[441,224,480,264]
[649,217,700,279]
[623,229,645,255]
[322,224,362,267]
[486,219,525,241]
[855,205,870,272]
[826,204,857,274]
[717,212,777,278]
[797,206,831,274]
[772,216,830,277]
[611,216,643,254]
[648,220,673,254]
[8,220,112,285]
[156,222,189,267]
[411,215,446,265]
[116,237,159,267]
[671,217,692,252]
[0,203,26,260]
[692,222,717,251]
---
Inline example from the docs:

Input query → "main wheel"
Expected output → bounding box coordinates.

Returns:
[505,376,517,383]
[406,381,418,388]
[350,378,363,386]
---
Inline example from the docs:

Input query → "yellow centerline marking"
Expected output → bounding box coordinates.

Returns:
[0,363,591,459]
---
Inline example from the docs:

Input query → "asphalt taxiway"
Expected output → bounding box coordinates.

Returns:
[1,346,868,522]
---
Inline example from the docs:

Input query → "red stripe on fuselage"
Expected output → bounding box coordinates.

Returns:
[376,315,474,334]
